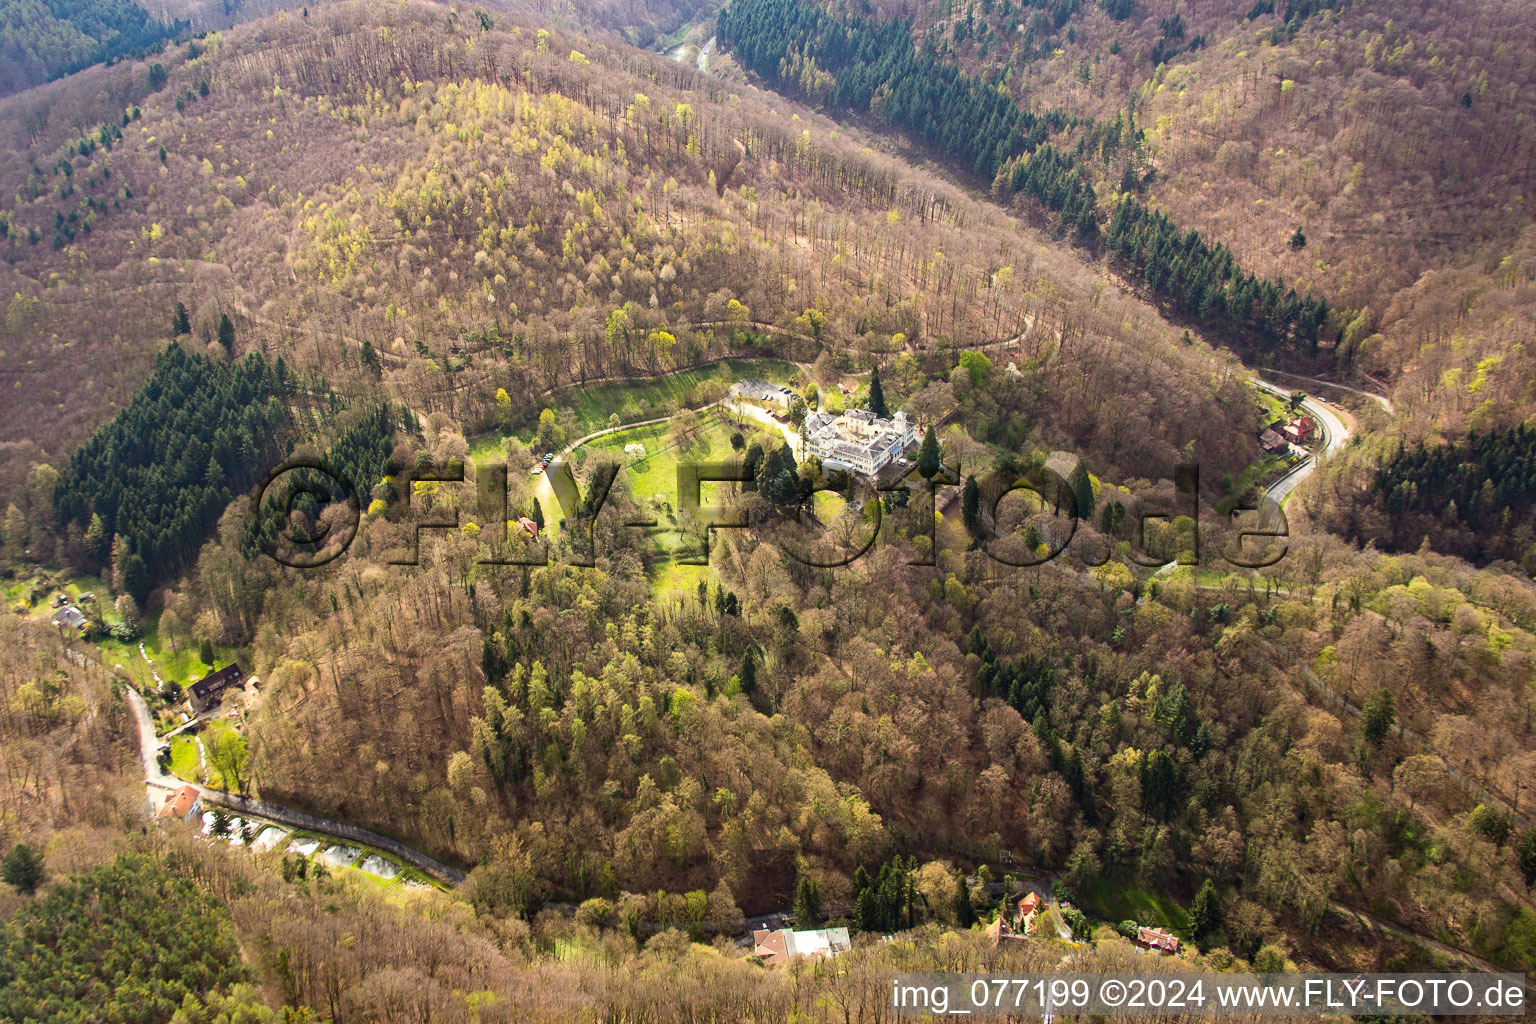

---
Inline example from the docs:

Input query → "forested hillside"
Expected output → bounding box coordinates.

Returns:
[51,344,300,586]
[3,1,1536,1020]
[717,0,1331,351]
[0,0,1266,518]
[710,0,1536,565]
[0,0,185,97]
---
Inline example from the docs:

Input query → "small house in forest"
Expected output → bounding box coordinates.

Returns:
[187,664,245,714]
[1135,926,1182,954]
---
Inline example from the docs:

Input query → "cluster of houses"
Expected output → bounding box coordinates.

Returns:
[1259,414,1317,456]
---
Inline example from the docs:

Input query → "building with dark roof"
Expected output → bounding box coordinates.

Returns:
[187,663,245,714]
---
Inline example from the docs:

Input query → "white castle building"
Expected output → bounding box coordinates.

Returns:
[802,408,916,476]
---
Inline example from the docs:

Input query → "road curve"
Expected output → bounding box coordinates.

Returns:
[125,686,466,885]
[1252,376,1350,505]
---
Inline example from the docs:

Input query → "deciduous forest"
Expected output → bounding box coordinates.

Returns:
[0,1,1534,1022]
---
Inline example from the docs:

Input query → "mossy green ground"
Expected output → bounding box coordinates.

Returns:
[1083,879,1192,937]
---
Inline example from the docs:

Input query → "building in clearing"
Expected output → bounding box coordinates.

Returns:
[802,409,916,477]
[51,605,88,631]
[187,663,245,715]
[751,926,852,967]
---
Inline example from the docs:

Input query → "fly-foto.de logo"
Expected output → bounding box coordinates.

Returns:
[250,455,1290,572]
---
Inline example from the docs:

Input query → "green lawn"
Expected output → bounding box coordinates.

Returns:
[169,734,202,782]
[582,411,741,559]
[1083,879,1192,936]
[469,357,797,456]
[649,560,720,605]
[139,610,219,685]
[589,414,736,504]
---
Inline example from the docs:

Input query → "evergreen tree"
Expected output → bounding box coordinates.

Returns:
[916,426,942,479]
[1289,225,1308,249]
[952,872,976,928]
[1190,878,1220,939]
[359,339,381,377]
[82,512,108,567]
[1069,462,1095,520]
[217,313,235,351]
[962,475,981,533]
[531,498,544,531]
[1361,688,1396,747]
[2,843,43,895]
[199,638,216,668]
[793,871,823,928]
[739,646,758,696]
[868,365,888,418]
[761,445,803,506]
[121,552,150,606]
[1519,830,1536,887]
[1140,749,1180,820]
[171,301,191,336]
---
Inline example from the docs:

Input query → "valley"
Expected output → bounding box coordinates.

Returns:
[1,1,1535,1021]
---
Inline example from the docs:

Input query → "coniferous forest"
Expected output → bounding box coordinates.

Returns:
[716,0,1329,349]
[1342,426,1536,565]
[0,0,184,98]
[52,343,297,583]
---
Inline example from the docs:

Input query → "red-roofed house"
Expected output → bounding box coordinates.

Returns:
[751,927,851,968]
[1136,926,1182,954]
[156,784,202,823]
[1017,891,1045,934]
[1283,417,1316,444]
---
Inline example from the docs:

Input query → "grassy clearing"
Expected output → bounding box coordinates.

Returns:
[587,412,738,510]
[1084,879,1191,936]
[169,734,202,782]
[580,410,741,561]
[649,560,720,606]
[470,357,796,456]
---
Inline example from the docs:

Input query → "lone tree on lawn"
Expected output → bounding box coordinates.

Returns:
[916,426,942,479]
[3,843,44,895]
[868,365,888,418]
[531,498,544,531]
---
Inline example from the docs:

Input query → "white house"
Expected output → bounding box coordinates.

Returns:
[802,409,916,476]
[751,926,852,967]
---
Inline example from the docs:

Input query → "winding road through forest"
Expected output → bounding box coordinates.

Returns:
[124,685,465,884]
